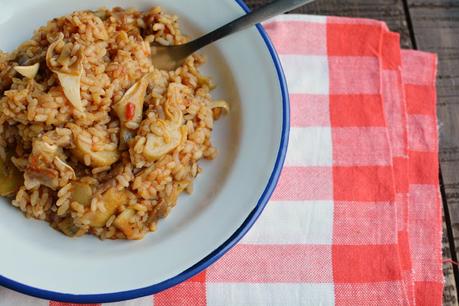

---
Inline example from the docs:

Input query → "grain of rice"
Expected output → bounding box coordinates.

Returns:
[105,215,116,227]
[56,197,69,207]
[78,133,92,145]
[155,37,171,46]
[30,189,39,206]
[90,198,98,212]
[34,114,48,122]
[152,23,165,31]
[97,200,106,213]
[125,121,139,129]
[92,166,111,174]
[57,202,69,216]
[116,174,129,187]
[58,183,72,197]
[83,154,91,166]
[71,201,85,213]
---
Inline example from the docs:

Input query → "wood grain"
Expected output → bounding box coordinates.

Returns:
[245,0,458,303]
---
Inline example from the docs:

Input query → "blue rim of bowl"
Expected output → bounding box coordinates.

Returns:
[0,0,290,303]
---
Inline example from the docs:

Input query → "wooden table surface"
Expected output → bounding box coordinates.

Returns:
[245,0,459,305]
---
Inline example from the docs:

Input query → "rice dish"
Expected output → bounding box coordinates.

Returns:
[0,7,228,240]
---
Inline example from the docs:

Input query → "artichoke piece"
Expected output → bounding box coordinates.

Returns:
[46,36,84,112]
[143,103,185,161]
[144,125,184,160]
[56,73,83,112]
[85,187,131,228]
[0,152,23,196]
[114,76,149,126]
[114,73,152,149]
[54,156,76,178]
[71,134,120,167]
[14,63,40,79]
[24,141,75,190]
[113,208,142,240]
[70,182,92,207]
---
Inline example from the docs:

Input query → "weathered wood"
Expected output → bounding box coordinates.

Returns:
[246,0,457,303]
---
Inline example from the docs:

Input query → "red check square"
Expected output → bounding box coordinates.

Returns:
[327,23,382,56]
[415,282,443,306]
[333,244,402,283]
[408,151,438,184]
[333,166,394,201]
[381,32,401,69]
[330,94,385,127]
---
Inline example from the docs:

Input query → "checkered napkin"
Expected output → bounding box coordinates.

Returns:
[0,14,442,306]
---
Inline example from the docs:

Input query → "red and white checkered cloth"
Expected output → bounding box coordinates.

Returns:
[0,14,442,306]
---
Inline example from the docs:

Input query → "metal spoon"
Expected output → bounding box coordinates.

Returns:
[151,0,315,70]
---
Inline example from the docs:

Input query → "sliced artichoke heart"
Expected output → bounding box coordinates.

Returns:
[46,37,84,112]
[14,63,40,79]
[114,73,152,148]
[54,156,76,180]
[142,102,184,160]
[56,72,83,112]
[24,140,74,190]
[114,76,149,125]
[144,121,182,160]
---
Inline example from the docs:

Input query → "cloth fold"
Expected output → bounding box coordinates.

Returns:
[0,14,442,306]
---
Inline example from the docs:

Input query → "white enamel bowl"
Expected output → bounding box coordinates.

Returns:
[0,0,289,302]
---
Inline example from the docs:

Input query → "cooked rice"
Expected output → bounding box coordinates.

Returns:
[0,7,227,240]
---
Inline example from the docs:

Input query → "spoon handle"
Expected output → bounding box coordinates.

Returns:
[188,0,315,51]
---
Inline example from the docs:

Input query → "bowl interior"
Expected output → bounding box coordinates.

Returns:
[0,0,285,298]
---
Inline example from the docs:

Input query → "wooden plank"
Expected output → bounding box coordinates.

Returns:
[246,0,457,303]
[407,1,459,304]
